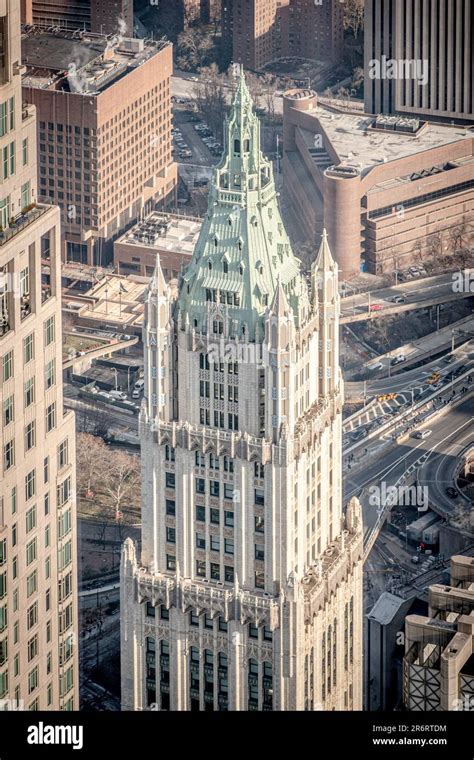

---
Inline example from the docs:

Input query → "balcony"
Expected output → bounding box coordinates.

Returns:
[0,205,49,247]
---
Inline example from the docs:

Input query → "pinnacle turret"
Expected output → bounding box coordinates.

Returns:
[178,73,309,339]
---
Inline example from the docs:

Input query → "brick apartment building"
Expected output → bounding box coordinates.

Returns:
[223,0,343,71]
[0,0,78,710]
[182,0,221,26]
[21,30,177,266]
[282,89,474,278]
[21,0,134,35]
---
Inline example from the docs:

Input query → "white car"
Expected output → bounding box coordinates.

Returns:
[391,354,406,366]
[368,362,384,372]
[109,390,127,401]
[413,429,432,440]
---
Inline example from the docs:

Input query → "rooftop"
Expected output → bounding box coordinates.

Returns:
[21,29,169,92]
[116,212,202,258]
[290,97,473,177]
[367,592,409,625]
[63,271,148,329]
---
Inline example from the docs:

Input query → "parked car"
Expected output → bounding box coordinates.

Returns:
[370,303,384,312]
[391,354,406,366]
[368,362,384,372]
[443,354,454,364]
[390,295,406,304]
[109,390,127,401]
[351,428,368,442]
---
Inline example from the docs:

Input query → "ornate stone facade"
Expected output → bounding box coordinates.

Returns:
[121,75,363,712]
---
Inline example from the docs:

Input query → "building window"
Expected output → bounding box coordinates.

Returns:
[165,472,175,489]
[166,527,176,544]
[146,603,155,618]
[23,334,34,365]
[255,571,265,589]
[25,470,35,501]
[224,566,234,583]
[210,563,220,581]
[210,535,220,552]
[24,421,36,452]
[210,481,220,498]
[196,505,206,522]
[224,511,234,527]
[165,445,175,462]
[196,560,206,577]
[210,508,220,525]
[255,489,265,506]
[24,377,35,407]
[3,440,14,470]
[255,516,264,533]
[224,484,234,501]
[44,316,55,346]
[166,554,176,571]
[196,478,205,495]
[196,533,206,550]
[45,403,56,433]
[224,538,234,555]
[2,351,13,382]
[223,456,234,473]
[165,499,175,516]
[255,544,265,561]
[45,359,55,389]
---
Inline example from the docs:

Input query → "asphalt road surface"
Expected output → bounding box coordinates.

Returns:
[343,395,474,548]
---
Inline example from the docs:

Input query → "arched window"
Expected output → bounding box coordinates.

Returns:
[234,138,241,154]
[208,261,212,270]
[223,260,228,274]
[244,139,250,153]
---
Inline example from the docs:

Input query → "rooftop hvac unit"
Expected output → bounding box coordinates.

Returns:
[118,38,145,54]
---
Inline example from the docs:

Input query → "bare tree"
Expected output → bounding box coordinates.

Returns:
[343,0,365,39]
[426,231,443,259]
[192,64,228,140]
[102,451,141,541]
[176,27,214,71]
[261,73,278,121]
[352,66,364,91]
[76,432,108,498]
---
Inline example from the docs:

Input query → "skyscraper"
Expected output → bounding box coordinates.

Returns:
[121,75,363,711]
[0,1,78,710]
[365,0,473,122]
[22,31,176,266]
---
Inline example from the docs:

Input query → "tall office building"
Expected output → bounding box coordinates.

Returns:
[365,0,473,122]
[121,75,363,711]
[21,0,134,36]
[22,30,176,266]
[0,1,78,710]
[403,555,474,711]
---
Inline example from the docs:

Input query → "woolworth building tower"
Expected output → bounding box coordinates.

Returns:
[121,74,363,712]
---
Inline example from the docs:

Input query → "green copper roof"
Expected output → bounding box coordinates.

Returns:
[178,72,309,339]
